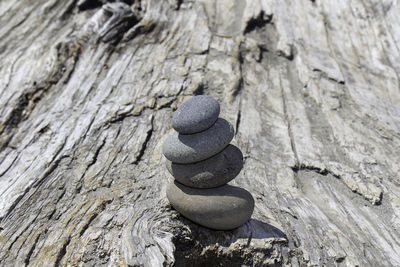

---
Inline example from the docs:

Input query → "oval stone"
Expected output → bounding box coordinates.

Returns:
[172,95,220,134]
[166,145,243,188]
[166,181,254,230]
[162,118,234,164]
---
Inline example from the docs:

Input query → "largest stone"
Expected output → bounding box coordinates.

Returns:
[162,118,234,164]
[166,181,254,230]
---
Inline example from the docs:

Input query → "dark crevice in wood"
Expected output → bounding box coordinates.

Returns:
[121,0,139,5]
[169,0,183,10]
[277,45,295,61]
[291,164,383,205]
[47,208,58,221]
[256,45,269,62]
[78,0,103,11]
[132,116,154,164]
[313,68,345,84]
[24,233,41,266]
[329,77,345,85]
[54,236,71,267]
[103,15,140,44]
[175,0,183,10]
[193,83,205,96]
[336,256,346,263]
[0,153,18,177]
[291,164,330,176]
[0,93,35,149]
[79,200,111,237]
[61,0,79,19]
[235,108,241,136]
[244,11,273,34]
[82,138,107,177]
[99,1,146,44]
[232,74,243,99]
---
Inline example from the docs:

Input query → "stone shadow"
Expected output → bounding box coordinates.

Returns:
[173,217,287,267]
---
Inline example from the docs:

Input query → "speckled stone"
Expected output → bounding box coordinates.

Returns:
[166,181,254,230]
[172,95,220,134]
[162,118,234,164]
[166,145,243,188]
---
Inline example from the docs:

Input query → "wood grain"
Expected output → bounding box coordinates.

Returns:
[0,0,399,266]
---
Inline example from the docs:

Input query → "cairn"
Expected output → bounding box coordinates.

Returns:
[163,95,254,230]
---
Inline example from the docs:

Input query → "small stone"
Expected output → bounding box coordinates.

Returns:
[166,145,243,188]
[172,95,220,134]
[162,118,234,164]
[167,181,254,230]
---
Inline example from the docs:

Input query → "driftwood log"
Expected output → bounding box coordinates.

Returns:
[0,0,400,266]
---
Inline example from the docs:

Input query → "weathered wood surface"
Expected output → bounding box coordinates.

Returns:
[0,0,400,266]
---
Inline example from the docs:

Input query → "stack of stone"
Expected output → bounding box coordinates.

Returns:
[162,95,254,230]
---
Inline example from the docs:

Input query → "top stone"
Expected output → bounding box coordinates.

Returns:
[172,95,220,134]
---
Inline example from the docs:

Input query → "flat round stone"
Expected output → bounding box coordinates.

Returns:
[166,145,243,188]
[166,181,254,230]
[162,118,234,164]
[172,95,220,134]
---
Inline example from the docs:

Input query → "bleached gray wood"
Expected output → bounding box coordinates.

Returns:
[0,0,399,266]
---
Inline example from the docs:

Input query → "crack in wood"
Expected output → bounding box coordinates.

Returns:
[291,164,330,176]
[86,137,107,171]
[280,76,299,166]
[0,39,81,151]
[235,108,241,136]
[132,115,154,165]
[79,199,111,237]
[244,11,273,34]
[292,163,383,205]
[24,233,41,266]
[54,236,72,267]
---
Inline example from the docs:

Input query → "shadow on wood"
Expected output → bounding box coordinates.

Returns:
[173,217,287,267]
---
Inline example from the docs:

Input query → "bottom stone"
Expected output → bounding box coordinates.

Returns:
[167,181,254,230]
